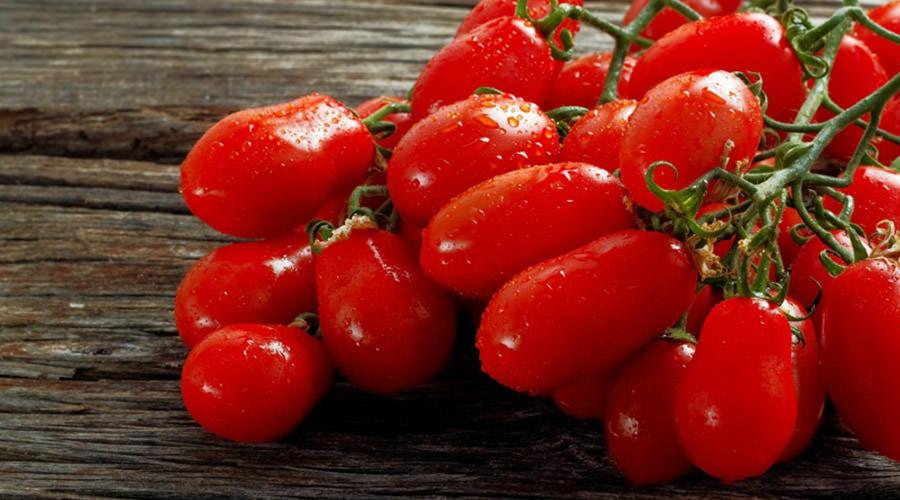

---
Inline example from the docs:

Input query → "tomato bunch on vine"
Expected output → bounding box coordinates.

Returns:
[173,0,900,486]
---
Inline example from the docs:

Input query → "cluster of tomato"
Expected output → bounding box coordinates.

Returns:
[174,0,900,486]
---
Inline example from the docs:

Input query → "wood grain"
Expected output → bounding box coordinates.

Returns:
[1,0,898,497]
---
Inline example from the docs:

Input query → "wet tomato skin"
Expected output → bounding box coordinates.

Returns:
[552,374,612,420]
[605,340,696,486]
[623,0,741,42]
[674,298,797,482]
[821,258,900,461]
[388,93,560,227]
[181,324,333,443]
[779,297,825,461]
[852,1,900,76]
[421,162,635,300]
[356,96,413,149]
[411,17,558,121]
[823,166,900,237]
[316,229,457,394]
[181,94,374,238]
[626,13,805,122]
[174,234,316,349]
[457,0,583,53]
[620,69,763,212]
[560,100,637,172]
[545,54,636,109]
[477,229,697,395]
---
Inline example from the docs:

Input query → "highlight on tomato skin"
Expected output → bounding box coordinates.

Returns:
[476,229,698,396]
[181,324,333,443]
[420,162,635,301]
[180,93,374,238]
[174,234,317,349]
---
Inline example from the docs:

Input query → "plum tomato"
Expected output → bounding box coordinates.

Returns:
[816,36,889,162]
[411,17,558,120]
[560,99,637,171]
[181,94,374,238]
[388,93,560,227]
[626,13,806,122]
[457,0,583,53]
[552,375,612,420]
[181,324,333,443]
[356,96,413,149]
[545,53,636,109]
[316,229,457,394]
[421,162,635,300]
[622,0,740,43]
[852,1,900,76]
[476,229,697,395]
[779,297,825,461]
[877,97,900,165]
[821,257,900,461]
[620,69,763,212]
[788,231,870,329]
[605,340,696,486]
[674,298,797,482]
[824,166,900,237]
[174,234,316,349]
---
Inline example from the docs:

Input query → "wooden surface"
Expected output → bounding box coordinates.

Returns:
[2,0,898,497]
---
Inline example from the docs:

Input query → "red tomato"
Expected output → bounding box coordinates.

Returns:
[779,206,805,268]
[316,229,457,394]
[605,340,696,486]
[821,258,900,461]
[622,0,740,42]
[620,69,763,212]
[626,13,806,122]
[816,36,888,161]
[181,324,333,443]
[477,229,697,395]
[411,17,558,120]
[388,93,560,227]
[788,231,870,329]
[181,94,374,238]
[421,162,635,300]
[674,298,797,482]
[824,166,900,237]
[545,53,636,109]
[356,96,413,149]
[552,375,612,420]
[560,100,637,171]
[397,220,425,253]
[877,97,900,165]
[685,284,721,335]
[779,297,825,461]
[174,234,316,349]
[456,0,583,52]
[852,1,900,76]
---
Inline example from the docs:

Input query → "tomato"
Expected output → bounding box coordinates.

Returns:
[181,94,374,238]
[174,234,316,349]
[552,376,611,420]
[545,53,636,109]
[356,96,413,149]
[821,257,900,461]
[779,297,825,461]
[560,99,637,171]
[877,97,900,165]
[388,93,560,227]
[411,17,558,120]
[421,162,635,300]
[605,340,695,486]
[620,69,763,212]
[181,324,333,443]
[816,36,888,161]
[685,284,721,335]
[477,229,697,395]
[852,1,900,76]
[457,0,583,53]
[316,229,457,394]
[622,0,740,42]
[626,13,806,122]
[824,166,900,237]
[308,171,390,227]
[674,298,797,482]
[788,231,870,329]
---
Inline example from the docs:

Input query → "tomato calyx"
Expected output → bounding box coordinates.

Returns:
[290,312,321,337]
[544,105,589,137]
[308,184,396,254]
